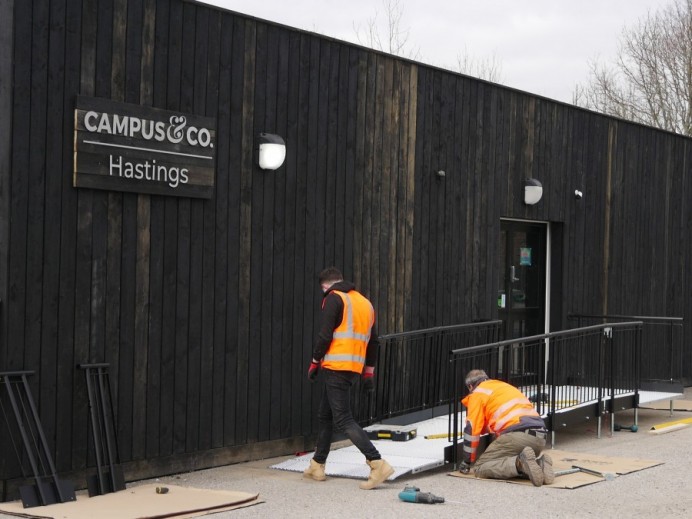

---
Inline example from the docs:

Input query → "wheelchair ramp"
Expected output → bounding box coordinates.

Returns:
[639,389,684,406]
[271,388,683,480]
[270,415,460,480]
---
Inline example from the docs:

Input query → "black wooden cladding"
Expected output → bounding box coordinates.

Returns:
[0,0,691,488]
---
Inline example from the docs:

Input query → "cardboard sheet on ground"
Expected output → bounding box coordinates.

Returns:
[0,484,262,519]
[448,449,662,489]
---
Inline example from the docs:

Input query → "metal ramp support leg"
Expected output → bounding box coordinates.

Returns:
[0,371,76,508]
[79,364,125,496]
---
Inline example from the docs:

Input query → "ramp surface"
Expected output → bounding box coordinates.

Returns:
[271,415,461,480]
[272,388,683,480]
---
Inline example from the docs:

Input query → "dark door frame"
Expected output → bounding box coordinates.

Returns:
[498,218,550,340]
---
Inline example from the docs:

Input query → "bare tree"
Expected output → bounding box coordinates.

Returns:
[454,47,505,83]
[354,0,421,60]
[353,0,505,84]
[573,0,692,135]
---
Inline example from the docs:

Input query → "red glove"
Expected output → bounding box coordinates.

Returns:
[308,360,320,382]
[362,366,375,392]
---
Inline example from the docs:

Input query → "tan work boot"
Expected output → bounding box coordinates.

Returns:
[537,453,555,485]
[517,447,543,486]
[303,459,326,481]
[359,459,394,490]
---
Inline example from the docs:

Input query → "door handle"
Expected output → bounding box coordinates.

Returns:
[510,266,519,282]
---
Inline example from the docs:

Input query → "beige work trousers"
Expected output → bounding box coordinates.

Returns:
[473,430,547,480]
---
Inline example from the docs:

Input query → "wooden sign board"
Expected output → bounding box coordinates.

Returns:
[74,96,216,198]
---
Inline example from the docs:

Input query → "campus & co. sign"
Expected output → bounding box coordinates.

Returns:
[74,96,216,198]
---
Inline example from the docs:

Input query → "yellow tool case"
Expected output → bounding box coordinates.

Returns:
[364,424,418,442]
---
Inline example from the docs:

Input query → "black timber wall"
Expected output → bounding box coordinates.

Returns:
[0,0,690,490]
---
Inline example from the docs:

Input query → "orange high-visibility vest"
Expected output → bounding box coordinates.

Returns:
[461,379,541,463]
[321,290,374,374]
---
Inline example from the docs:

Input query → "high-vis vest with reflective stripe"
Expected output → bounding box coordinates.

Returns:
[461,379,542,463]
[321,290,374,374]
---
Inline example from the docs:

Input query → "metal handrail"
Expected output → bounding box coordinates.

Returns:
[568,314,682,323]
[568,314,683,387]
[448,321,643,468]
[379,321,502,341]
[354,320,502,426]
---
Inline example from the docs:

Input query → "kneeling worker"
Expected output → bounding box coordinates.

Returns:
[459,369,554,486]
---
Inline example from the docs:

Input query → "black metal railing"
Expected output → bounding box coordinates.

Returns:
[353,320,502,425]
[568,314,683,391]
[447,321,643,466]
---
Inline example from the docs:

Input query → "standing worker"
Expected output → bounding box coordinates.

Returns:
[303,267,394,490]
[459,369,554,486]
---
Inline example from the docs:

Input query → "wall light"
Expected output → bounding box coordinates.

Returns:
[436,170,446,179]
[523,178,543,205]
[257,133,286,170]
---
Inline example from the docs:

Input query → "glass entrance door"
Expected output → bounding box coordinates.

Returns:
[498,220,547,340]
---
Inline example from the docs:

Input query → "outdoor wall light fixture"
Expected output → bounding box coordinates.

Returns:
[436,170,446,179]
[523,178,543,205]
[574,189,583,199]
[257,133,286,170]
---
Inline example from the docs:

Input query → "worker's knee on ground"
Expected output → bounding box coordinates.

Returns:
[473,462,502,479]
[473,465,487,478]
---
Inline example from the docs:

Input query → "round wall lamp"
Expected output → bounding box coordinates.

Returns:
[257,133,286,170]
[523,178,543,205]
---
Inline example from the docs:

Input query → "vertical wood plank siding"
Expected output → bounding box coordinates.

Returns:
[0,0,690,486]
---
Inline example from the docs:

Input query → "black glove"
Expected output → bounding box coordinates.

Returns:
[459,461,472,474]
[307,360,319,382]
[362,366,375,393]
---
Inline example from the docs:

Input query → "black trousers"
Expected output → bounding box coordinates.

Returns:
[313,369,381,464]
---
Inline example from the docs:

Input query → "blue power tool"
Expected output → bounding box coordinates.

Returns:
[398,486,445,504]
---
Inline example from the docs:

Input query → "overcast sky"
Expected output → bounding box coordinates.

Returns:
[199,0,667,104]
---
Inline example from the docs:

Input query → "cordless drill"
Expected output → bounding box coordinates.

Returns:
[398,486,445,504]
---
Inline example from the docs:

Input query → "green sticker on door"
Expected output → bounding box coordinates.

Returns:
[520,247,532,266]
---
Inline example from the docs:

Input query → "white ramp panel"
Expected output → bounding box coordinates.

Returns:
[270,450,442,480]
[270,414,462,480]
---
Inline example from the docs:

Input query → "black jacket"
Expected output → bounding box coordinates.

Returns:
[312,280,379,370]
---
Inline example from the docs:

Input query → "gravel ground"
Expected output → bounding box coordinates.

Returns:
[3,401,691,518]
